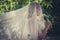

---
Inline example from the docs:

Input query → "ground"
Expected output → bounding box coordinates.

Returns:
[45,36,60,40]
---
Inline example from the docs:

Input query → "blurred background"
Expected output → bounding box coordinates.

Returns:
[0,0,60,40]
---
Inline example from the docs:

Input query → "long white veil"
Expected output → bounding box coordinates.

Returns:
[0,2,45,40]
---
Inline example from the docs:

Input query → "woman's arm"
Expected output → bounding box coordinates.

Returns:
[41,19,52,40]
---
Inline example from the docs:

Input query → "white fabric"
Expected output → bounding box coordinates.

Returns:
[0,2,45,40]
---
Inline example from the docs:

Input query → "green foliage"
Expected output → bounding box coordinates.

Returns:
[39,0,53,8]
[0,0,52,12]
[0,0,20,13]
[0,0,32,13]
